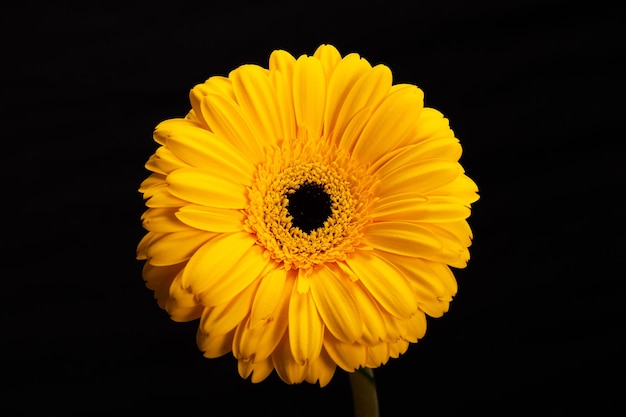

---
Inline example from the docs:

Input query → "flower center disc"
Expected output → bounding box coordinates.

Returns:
[286,182,333,234]
[245,143,375,270]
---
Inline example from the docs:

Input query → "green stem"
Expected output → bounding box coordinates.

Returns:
[348,367,379,417]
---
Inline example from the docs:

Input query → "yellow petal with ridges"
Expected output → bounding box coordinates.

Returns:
[364,221,443,258]
[142,230,216,266]
[196,243,267,307]
[289,288,324,365]
[238,357,274,383]
[323,53,371,142]
[309,265,362,343]
[352,84,423,163]
[175,205,244,233]
[334,64,392,152]
[145,146,189,175]
[231,64,282,148]
[183,231,258,293]
[380,253,452,299]
[189,76,235,127]
[141,207,191,233]
[269,49,296,82]
[143,186,187,208]
[197,329,234,358]
[141,262,183,293]
[143,262,178,310]
[370,195,429,221]
[373,138,462,179]
[304,347,336,387]
[234,275,292,362]
[430,174,480,205]
[343,278,388,345]
[200,93,265,163]
[345,250,417,319]
[168,270,199,308]
[199,279,259,336]
[166,168,248,209]
[413,107,455,142]
[365,343,390,368]
[375,159,461,197]
[389,338,410,358]
[323,333,367,372]
[372,195,471,223]
[313,44,342,78]
[249,267,287,327]
[269,70,296,142]
[293,55,326,139]
[161,121,254,184]
[139,173,165,195]
[272,333,307,384]
[406,311,427,342]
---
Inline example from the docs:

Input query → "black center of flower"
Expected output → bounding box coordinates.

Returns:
[286,182,333,233]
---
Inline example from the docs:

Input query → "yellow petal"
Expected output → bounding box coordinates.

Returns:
[373,138,461,179]
[143,186,187,208]
[365,343,390,368]
[166,167,248,209]
[313,44,342,77]
[372,195,471,223]
[183,232,264,299]
[145,146,189,175]
[343,278,388,345]
[231,64,282,147]
[249,267,287,327]
[189,76,235,126]
[197,329,234,358]
[388,338,410,358]
[323,333,367,372]
[141,207,191,233]
[288,288,324,365]
[304,347,336,387]
[272,333,307,384]
[269,49,296,82]
[334,64,392,152]
[142,230,216,266]
[139,173,165,195]
[364,221,443,258]
[293,55,326,139]
[233,274,292,362]
[199,279,259,336]
[159,120,254,184]
[269,69,296,141]
[176,205,244,233]
[421,222,472,267]
[167,269,200,309]
[352,84,423,163]
[200,93,265,163]
[238,357,274,383]
[141,262,179,310]
[430,173,480,205]
[345,250,417,319]
[323,53,372,145]
[370,194,429,221]
[405,311,427,342]
[375,159,461,197]
[413,107,455,143]
[309,265,362,343]
[141,262,182,293]
[379,252,452,299]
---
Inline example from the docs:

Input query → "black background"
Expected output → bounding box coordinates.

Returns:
[3,1,624,415]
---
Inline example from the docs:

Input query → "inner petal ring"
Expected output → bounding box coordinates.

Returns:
[245,145,375,270]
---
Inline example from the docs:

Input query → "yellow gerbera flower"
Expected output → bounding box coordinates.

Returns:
[137,44,479,387]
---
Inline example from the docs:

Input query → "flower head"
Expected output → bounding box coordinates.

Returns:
[137,44,479,386]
